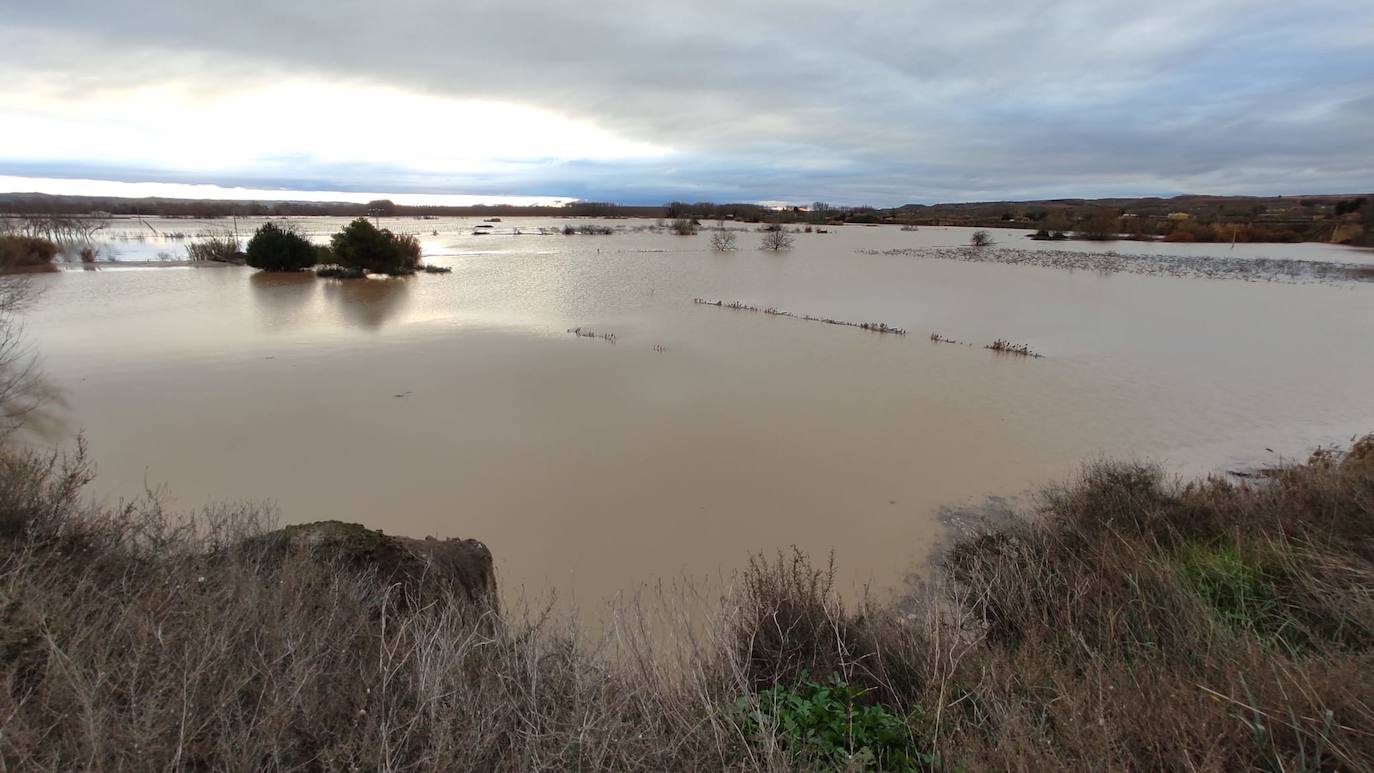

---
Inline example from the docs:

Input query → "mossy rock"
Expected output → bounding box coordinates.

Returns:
[248,520,495,607]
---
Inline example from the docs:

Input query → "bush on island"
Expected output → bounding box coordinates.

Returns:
[329,218,421,276]
[245,223,317,272]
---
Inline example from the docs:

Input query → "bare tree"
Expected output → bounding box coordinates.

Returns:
[0,272,59,439]
[709,230,737,252]
[5,215,107,259]
[760,229,795,252]
[970,230,994,247]
[671,218,699,236]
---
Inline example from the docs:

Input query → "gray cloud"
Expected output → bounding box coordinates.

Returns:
[2,0,1371,203]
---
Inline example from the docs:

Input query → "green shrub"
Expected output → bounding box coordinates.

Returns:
[1172,541,1306,651]
[740,674,929,771]
[244,223,316,271]
[328,218,421,275]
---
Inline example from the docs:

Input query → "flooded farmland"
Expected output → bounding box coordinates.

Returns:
[19,218,1374,607]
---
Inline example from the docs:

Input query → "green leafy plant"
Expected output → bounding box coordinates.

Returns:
[1171,541,1306,652]
[244,223,315,271]
[738,674,931,771]
[329,218,422,275]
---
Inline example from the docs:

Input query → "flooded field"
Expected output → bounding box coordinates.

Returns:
[19,218,1374,607]
[71,214,1374,267]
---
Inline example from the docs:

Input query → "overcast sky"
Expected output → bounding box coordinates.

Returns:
[3,0,1372,206]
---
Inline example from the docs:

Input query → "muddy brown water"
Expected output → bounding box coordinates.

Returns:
[20,219,1374,608]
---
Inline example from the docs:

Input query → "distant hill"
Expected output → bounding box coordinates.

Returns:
[0,192,661,219]
[890,193,1368,224]
[879,193,1373,245]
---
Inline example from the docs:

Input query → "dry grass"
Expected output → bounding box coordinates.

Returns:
[0,236,60,272]
[0,445,774,771]
[184,232,243,263]
[1,436,1372,770]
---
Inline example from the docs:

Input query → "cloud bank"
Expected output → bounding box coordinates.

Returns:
[2,0,1371,204]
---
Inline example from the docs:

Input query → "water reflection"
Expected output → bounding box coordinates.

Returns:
[248,271,318,329]
[7,372,71,443]
[321,276,412,330]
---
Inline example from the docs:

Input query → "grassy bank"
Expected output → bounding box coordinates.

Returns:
[1,437,1371,770]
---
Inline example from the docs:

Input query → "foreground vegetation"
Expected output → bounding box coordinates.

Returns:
[1,433,1370,770]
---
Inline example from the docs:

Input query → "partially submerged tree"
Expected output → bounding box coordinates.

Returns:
[760,229,794,252]
[671,218,699,236]
[329,218,422,276]
[970,230,993,247]
[245,223,317,272]
[2,215,106,257]
[710,230,738,252]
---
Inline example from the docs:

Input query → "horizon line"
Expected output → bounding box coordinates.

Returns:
[1,175,1370,212]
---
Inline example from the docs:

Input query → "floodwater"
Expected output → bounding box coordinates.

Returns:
[19,218,1374,607]
[83,215,1374,266]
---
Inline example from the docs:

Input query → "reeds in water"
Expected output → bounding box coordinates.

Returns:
[929,332,968,345]
[863,246,1374,285]
[567,326,616,343]
[986,338,1042,357]
[693,298,907,335]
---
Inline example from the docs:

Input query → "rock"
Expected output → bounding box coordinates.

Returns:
[249,521,495,607]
